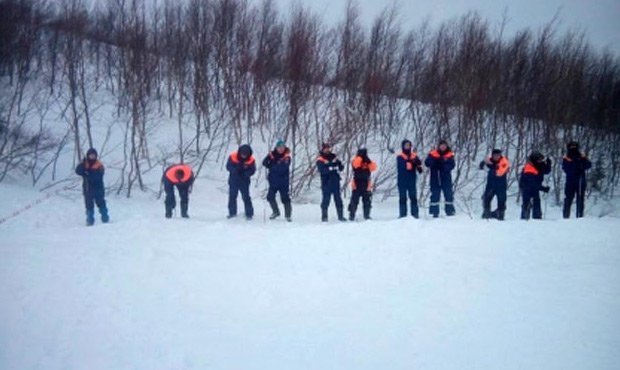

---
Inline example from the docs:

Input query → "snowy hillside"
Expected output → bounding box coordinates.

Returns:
[1,182,619,370]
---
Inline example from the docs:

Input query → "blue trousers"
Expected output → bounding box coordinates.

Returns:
[398,182,418,217]
[229,181,253,217]
[429,182,454,216]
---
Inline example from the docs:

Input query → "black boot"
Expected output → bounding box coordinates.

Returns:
[165,206,173,219]
[521,202,531,220]
[284,202,292,222]
[563,199,571,219]
[348,203,356,221]
[321,208,328,222]
[363,204,371,220]
[181,202,189,218]
[337,206,347,222]
[482,208,491,219]
[86,209,95,226]
[576,206,584,218]
[269,200,280,220]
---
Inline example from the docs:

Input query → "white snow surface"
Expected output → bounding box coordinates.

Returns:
[1,182,619,370]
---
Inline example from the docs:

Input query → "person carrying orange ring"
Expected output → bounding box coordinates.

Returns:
[162,163,195,218]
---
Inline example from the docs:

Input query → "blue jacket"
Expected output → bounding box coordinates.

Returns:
[75,159,105,195]
[562,154,591,186]
[263,148,291,188]
[316,152,343,191]
[397,151,422,186]
[227,152,256,185]
[425,149,455,189]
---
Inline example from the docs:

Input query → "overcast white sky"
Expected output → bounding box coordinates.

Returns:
[272,0,620,55]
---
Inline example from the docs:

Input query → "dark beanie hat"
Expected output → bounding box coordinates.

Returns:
[357,145,368,157]
[238,144,253,158]
[86,148,98,157]
[491,149,502,155]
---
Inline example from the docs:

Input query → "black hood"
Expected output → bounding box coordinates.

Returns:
[401,140,412,152]
[437,140,451,154]
[86,148,98,163]
[238,144,253,159]
[86,148,98,158]
[567,141,580,159]
[528,151,543,163]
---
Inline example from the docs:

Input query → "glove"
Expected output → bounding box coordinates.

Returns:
[541,186,550,193]
[335,160,343,171]
[479,161,485,170]
[416,166,423,174]
[361,155,371,164]
[545,158,552,166]
[83,170,90,176]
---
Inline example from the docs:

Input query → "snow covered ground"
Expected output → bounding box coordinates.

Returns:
[1,182,619,370]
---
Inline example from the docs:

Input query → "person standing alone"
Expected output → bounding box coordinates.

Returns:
[75,148,109,226]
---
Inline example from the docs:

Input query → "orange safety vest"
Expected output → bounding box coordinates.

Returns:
[351,156,378,171]
[429,150,454,159]
[230,152,256,165]
[165,164,193,184]
[490,156,510,177]
[351,156,376,191]
[522,162,539,175]
[84,160,104,170]
[399,151,418,170]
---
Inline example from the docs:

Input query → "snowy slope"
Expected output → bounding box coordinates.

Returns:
[1,183,619,370]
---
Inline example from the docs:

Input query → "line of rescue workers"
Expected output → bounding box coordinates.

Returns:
[75,140,592,226]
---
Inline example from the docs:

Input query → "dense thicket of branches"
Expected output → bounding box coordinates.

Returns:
[1,0,619,205]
